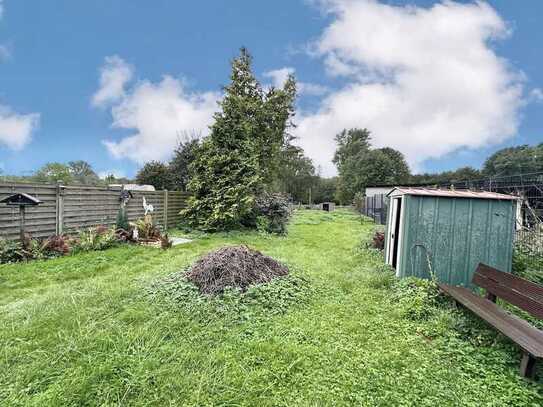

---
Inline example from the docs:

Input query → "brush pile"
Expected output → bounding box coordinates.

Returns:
[186,245,289,295]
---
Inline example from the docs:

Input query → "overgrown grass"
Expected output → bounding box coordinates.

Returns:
[1,209,541,406]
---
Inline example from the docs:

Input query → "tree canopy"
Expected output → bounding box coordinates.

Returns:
[482,144,543,177]
[333,128,410,203]
[135,161,172,190]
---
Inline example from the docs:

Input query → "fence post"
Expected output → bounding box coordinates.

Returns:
[56,184,65,235]
[163,190,169,229]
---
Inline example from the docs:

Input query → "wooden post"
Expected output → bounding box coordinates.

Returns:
[163,190,169,229]
[19,205,25,242]
[56,184,65,235]
[520,352,537,379]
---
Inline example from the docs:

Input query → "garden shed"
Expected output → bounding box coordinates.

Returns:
[384,187,518,287]
[320,202,335,212]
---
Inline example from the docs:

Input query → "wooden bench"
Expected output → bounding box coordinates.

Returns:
[439,263,543,378]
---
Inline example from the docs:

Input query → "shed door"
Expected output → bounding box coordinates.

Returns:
[386,197,403,271]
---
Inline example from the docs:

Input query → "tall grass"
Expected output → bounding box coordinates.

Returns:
[0,209,541,406]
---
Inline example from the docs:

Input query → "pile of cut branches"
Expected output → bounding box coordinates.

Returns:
[186,245,288,295]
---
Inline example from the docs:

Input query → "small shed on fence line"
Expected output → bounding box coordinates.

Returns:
[384,187,519,287]
[319,202,335,212]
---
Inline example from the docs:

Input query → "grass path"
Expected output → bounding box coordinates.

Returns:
[1,210,541,406]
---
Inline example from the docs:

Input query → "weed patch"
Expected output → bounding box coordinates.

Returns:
[148,269,314,323]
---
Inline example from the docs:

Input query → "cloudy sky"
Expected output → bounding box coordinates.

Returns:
[0,0,541,177]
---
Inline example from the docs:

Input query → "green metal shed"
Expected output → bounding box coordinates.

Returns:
[384,187,519,287]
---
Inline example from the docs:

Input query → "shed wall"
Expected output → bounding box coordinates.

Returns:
[398,195,515,287]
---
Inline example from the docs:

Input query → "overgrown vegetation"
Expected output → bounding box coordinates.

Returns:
[512,243,543,285]
[1,210,541,405]
[0,214,172,265]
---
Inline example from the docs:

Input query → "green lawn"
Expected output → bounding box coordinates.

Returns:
[1,210,541,406]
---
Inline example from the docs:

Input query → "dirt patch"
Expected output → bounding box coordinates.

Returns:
[186,245,289,295]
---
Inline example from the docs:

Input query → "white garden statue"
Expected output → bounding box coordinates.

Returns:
[142,196,154,215]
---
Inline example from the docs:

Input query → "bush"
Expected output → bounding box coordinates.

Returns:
[116,207,129,231]
[371,230,385,250]
[72,226,119,253]
[0,238,24,264]
[132,214,162,240]
[24,235,71,260]
[253,192,291,234]
[42,235,71,256]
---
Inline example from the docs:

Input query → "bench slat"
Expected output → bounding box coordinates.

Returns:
[439,283,543,357]
[473,263,543,319]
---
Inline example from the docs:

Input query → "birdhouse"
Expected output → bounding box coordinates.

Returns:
[384,187,519,287]
[0,192,42,206]
[0,192,42,241]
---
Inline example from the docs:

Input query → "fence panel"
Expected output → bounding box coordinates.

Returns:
[0,182,190,240]
[62,186,121,233]
[0,183,58,240]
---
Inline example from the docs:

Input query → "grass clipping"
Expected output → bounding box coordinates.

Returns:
[186,245,289,295]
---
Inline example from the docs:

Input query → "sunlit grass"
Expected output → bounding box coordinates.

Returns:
[1,209,541,406]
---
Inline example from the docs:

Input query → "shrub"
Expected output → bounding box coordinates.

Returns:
[72,226,119,253]
[24,235,71,259]
[253,192,291,234]
[116,207,129,231]
[42,235,71,256]
[132,214,162,240]
[391,277,444,320]
[371,230,385,250]
[0,238,24,264]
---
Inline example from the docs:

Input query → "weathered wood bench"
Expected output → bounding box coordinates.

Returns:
[439,263,543,378]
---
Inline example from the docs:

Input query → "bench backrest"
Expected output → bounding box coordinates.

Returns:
[472,263,543,319]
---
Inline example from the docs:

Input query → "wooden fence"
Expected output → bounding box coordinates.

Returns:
[0,182,190,240]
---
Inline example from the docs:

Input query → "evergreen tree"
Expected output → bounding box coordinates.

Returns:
[182,48,296,230]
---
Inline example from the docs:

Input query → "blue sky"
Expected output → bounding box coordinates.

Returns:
[0,0,541,178]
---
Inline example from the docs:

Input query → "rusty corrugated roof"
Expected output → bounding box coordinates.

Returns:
[387,187,519,200]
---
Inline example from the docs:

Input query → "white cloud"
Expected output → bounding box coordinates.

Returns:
[0,105,40,150]
[264,67,329,96]
[91,55,134,107]
[96,57,219,164]
[295,0,524,176]
[0,1,40,151]
[530,88,543,103]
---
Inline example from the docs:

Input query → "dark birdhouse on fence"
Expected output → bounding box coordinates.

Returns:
[0,193,42,241]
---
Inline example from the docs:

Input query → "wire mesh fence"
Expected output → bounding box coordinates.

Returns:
[362,171,543,258]
[441,172,543,258]
[363,194,388,225]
